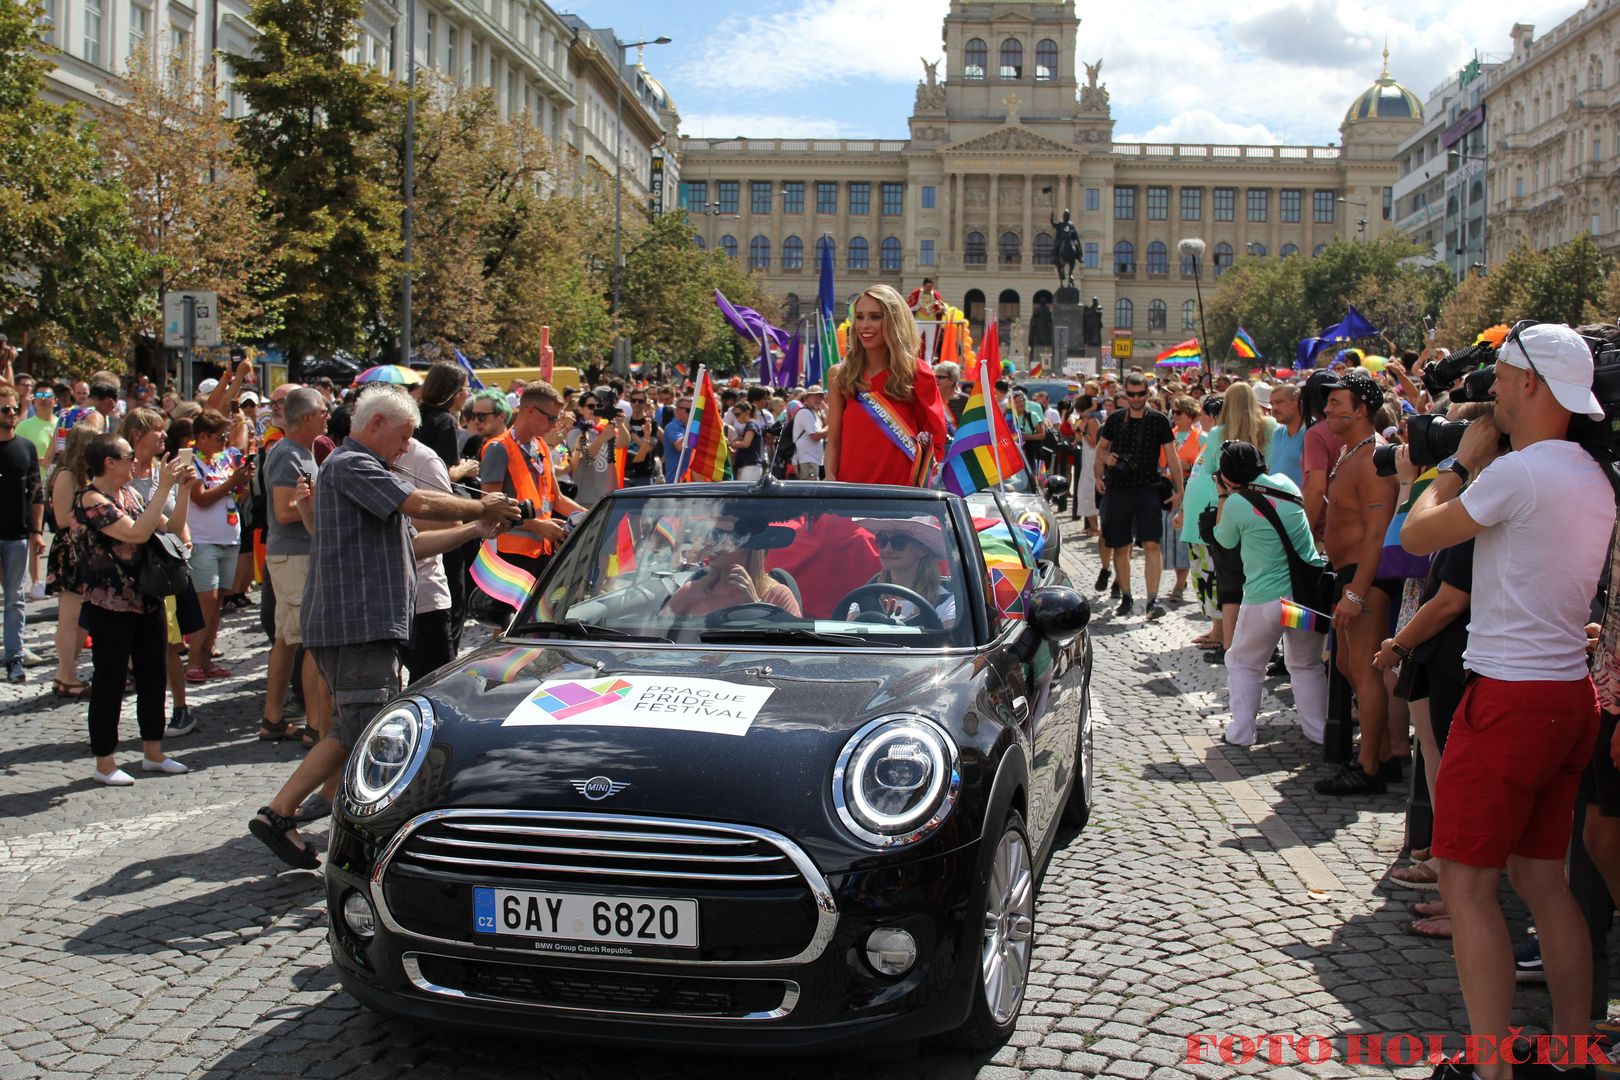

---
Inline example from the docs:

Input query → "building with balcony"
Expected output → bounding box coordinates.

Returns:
[1486,3,1620,263]
[677,0,1416,363]
[559,17,680,213]
[1394,59,1496,281]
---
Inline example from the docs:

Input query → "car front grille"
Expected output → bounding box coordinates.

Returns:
[404,952,799,1021]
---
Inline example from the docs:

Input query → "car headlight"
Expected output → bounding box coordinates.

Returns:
[833,715,959,847]
[345,698,435,816]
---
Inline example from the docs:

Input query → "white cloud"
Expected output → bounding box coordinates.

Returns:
[679,112,857,139]
[673,0,941,93]
[1117,111,1285,146]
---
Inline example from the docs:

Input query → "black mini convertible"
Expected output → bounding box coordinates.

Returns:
[325,480,1093,1051]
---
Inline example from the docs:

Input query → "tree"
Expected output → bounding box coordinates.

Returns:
[94,46,283,377]
[0,0,158,370]
[226,0,402,375]
[486,184,616,368]
[1435,236,1615,345]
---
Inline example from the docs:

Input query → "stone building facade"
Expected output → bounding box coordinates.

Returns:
[678,0,1419,365]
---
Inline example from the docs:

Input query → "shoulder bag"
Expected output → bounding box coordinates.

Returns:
[1237,488,1337,625]
[137,532,191,599]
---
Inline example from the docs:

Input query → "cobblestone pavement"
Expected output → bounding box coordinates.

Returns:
[0,518,1586,1079]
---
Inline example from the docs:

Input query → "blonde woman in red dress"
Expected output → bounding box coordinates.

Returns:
[825,284,949,485]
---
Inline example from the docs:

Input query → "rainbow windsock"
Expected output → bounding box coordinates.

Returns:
[1232,327,1261,360]
[471,538,537,609]
[1279,599,1328,633]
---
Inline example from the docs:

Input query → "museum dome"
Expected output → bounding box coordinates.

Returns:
[1344,48,1423,124]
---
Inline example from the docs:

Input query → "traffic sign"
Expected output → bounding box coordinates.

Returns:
[1112,332,1133,360]
[163,291,220,348]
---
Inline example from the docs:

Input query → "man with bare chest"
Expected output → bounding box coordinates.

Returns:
[1314,371,1401,795]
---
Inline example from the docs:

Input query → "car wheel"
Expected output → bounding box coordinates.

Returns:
[1061,684,1093,829]
[947,812,1035,1050]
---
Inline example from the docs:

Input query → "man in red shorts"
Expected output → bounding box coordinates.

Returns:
[1402,321,1614,1079]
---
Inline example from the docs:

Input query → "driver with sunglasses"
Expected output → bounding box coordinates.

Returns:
[1400,321,1613,1075]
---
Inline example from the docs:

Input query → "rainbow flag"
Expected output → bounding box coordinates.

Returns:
[1155,338,1202,363]
[607,516,637,577]
[654,516,680,549]
[1279,599,1328,633]
[1232,327,1261,360]
[676,366,730,482]
[939,349,1022,496]
[471,538,537,610]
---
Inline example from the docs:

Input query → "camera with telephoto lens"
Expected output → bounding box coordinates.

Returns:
[514,499,536,522]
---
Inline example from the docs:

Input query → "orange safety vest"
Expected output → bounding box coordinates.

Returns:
[485,428,556,559]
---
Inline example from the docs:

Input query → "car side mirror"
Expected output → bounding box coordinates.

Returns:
[1028,586,1089,641]
[1044,475,1070,499]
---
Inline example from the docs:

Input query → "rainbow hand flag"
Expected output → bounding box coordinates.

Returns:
[606,516,637,577]
[1156,338,1202,364]
[940,350,1023,496]
[676,366,730,482]
[1232,327,1261,360]
[471,538,537,610]
[1279,599,1328,633]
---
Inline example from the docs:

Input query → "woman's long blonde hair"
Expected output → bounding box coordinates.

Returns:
[1220,382,1273,448]
[832,284,921,401]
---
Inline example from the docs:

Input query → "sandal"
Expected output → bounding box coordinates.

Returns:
[1193,637,1223,650]
[1390,860,1441,890]
[301,727,321,750]
[1410,846,1431,862]
[1407,916,1453,940]
[258,717,310,742]
[248,807,320,870]
[185,668,207,684]
[204,665,232,679]
[1412,900,1449,918]
[53,678,89,698]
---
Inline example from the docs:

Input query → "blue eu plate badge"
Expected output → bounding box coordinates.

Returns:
[473,886,497,934]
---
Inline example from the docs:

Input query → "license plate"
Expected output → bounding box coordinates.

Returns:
[473,887,699,948]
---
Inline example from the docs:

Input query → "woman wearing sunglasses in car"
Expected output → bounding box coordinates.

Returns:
[664,514,802,619]
[848,516,954,625]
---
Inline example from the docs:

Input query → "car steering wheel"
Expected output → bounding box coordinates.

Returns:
[704,602,798,626]
[834,583,944,630]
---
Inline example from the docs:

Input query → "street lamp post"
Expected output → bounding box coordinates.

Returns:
[401,0,417,366]
[1178,237,1212,378]
[1448,149,1489,280]
[612,35,672,322]
[1337,197,1369,242]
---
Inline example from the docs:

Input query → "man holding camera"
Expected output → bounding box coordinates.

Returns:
[1402,322,1613,1078]
[1094,372,1182,620]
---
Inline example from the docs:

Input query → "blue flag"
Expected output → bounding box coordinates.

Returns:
[453,348,484,390]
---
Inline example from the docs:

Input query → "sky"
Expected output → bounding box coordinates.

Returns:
[556,0,1587,145]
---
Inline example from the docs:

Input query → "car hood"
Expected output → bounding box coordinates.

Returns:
[386,640,996,865]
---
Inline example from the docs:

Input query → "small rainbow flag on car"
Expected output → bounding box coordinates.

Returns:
[1279,599,1328,633]
[471,539,537,609]
[1232,327,1262,360]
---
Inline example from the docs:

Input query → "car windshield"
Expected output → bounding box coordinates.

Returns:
[514,493,980,648]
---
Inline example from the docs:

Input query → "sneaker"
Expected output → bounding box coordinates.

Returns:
[1145,602,1166,621]
[140,756,188,775]
[1094,568,1110,592]
[1109,581,1121,600]
[22,648,48,667]
[6,658,24,683]
[164,706,197,738]
[1515,938,1545,983]
[1314,761,1387,796]
[1378,756,1406,783]
[1115,596,1134,617]
[93,768,135,786]
[29,581,45,601]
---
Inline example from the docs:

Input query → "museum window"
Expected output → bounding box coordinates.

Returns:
[1146,241,1168,274]
[881,182,904,216]
[1114,298,1133,330]
[1281,243,1299,257]
[1147,186,1169,220]
[1248,242,1267,257]
[1083,241,1098,269]
[999,232,1021,267]
[1313,190,1335,223]
[680,180,706,212]
[964,38,987,81]
[1213,242,1233,276]
[1035,39,1058,81]
[1148,300,1167,330]
[1214,187,1235,221]
[1313,243,1326,256]
[1000,39,1022,79]
[1280,189,1301,222]
[848,236,869,270]
[782,235,804,270]
[881,237,902,271]
[1033,232,1054,266]
[717,182,739,215]
[783,182,804,215]
[849,182,870,215]
[815,182,836,214]
[1181,187,1202,221]
[750,236,770,270]
[720,234,738,259]
[1383,186,1393,220]
[1114,240,1135,274]
[1182,300,1196,330]
[920,239,935,266]
[693,235,705,250]
[1114,186,1136,220]
[921,185,936,209]
[751,182,773,215]
[1247,189,1268,222]
[965,232,986,265]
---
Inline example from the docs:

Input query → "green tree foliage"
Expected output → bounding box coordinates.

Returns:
[1204,236,1452,366]
[1435,235,1615,347]
[0,0,157,369]
[226,0,402,372]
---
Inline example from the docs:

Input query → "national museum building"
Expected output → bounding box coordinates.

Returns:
[677,0,1422,364]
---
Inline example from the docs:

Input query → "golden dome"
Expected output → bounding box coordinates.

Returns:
[1345,47,1423,124]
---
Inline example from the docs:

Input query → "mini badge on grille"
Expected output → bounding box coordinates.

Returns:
[570,776,629,801]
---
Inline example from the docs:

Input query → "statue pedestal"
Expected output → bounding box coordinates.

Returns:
[1055,286,1080,306]
[1052,296,1085,370]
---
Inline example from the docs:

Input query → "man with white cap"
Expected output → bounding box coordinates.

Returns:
[1401,321,1614,1080]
